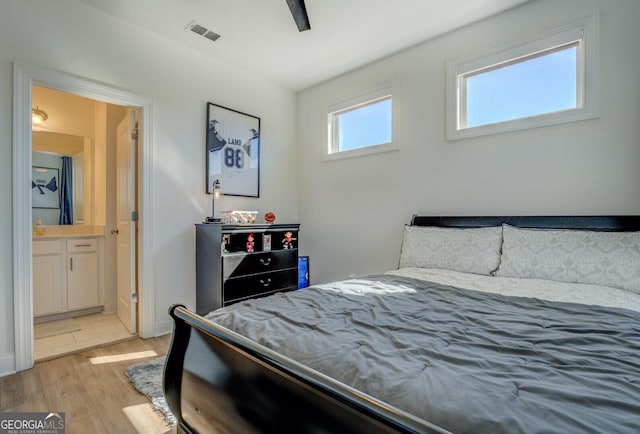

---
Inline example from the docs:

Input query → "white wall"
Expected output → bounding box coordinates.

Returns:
[0,0,297,375]
[297,0,640,284]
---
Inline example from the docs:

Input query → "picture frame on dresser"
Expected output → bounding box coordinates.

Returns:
[206,102,260,197]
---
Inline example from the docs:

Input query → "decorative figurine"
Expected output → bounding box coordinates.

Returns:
[246,233,255,252]
[33,218,46,236]
[282,231,296,249]
[264,211,276,224]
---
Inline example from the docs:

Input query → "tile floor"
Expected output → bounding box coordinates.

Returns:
[34,312,135,362]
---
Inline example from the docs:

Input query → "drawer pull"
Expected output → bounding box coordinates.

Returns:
[259,257,272,266]
[74,244,92,247]
[259,278,272,287]
[70,257,73,271]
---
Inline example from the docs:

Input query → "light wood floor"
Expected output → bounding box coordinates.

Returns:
[0,334,177,434]
[34,312,135,361]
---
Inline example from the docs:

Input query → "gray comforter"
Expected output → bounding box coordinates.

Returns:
[206,274,640,433]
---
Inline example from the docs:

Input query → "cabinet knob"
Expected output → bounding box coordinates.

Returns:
[259,257,272,266]
[111,228,119,235]
[259,278,272,287]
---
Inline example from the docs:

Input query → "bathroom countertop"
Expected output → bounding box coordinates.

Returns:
[33,225,105,239]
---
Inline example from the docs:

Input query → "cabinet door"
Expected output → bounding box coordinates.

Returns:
[67,252,99,310]
[33,254,63,316]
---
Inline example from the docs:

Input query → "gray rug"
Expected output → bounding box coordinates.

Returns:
[126,356,177,425]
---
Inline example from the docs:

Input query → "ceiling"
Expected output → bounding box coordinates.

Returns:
[74,0,529,91]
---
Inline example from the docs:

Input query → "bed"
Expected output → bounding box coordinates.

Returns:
[164,215,640,433]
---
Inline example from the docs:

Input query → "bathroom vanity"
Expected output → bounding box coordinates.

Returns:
[33,226,105,321]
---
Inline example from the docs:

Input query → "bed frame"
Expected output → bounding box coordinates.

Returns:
[164,215,640,433]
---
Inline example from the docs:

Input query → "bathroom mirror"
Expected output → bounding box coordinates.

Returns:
[32,131,93,225]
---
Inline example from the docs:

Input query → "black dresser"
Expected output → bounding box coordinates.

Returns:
[195,223,300,315]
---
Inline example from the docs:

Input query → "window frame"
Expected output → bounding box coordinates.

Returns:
[446,10,599,141]
[325,84,396,161]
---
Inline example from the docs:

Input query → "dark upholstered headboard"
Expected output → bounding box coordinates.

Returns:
[410,215,640,232]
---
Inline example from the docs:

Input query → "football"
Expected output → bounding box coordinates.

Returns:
[264,211,276,223]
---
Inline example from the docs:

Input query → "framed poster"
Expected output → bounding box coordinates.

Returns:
[206,102,260,197]
[32,166,60,209]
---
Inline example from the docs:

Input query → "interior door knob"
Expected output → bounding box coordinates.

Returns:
[111,228,119,235]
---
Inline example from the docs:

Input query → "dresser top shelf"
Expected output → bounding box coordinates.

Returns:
[197,223,300,234]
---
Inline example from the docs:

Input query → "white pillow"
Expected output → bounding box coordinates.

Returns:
[399,225,503,276]
[496,224,640,294]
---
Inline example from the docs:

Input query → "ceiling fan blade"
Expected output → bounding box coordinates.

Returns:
[285,0,311,32]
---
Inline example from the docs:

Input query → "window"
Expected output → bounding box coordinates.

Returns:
[464,42,578,128]
[447,11,599,140]
[326,86,395,159]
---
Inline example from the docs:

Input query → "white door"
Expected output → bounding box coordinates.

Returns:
[116,110,137,334]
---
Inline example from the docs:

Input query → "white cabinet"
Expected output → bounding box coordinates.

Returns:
[67,239,100,310]
[33,240,63,316]
[33,236,103,318]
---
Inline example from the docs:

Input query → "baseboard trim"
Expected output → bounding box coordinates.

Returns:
[0,353,16,378]
[154,319,173,338]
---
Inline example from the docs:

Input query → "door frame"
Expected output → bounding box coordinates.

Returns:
[12,62,156,371]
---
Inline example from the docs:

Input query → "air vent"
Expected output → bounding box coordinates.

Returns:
[203,30,220,42]
[186,20,221,43]
[190,24,207,36]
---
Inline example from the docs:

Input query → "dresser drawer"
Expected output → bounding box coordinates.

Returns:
[223,269,298,304]
[222,250,297,280]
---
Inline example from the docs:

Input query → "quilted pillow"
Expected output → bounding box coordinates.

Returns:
[496,224,640,294]
[399,225,503,276]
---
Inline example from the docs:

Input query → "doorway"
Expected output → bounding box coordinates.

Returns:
[13,62,156,372]
[31,85,139,361]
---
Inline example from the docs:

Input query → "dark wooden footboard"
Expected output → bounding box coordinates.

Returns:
[163,304,449,434]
